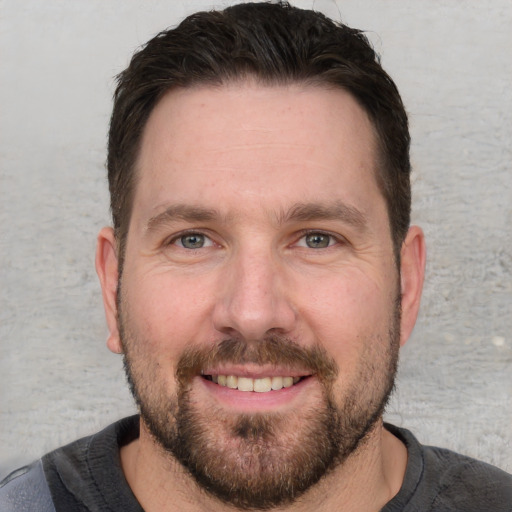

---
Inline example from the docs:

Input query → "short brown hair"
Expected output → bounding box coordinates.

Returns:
[108,1,411,268]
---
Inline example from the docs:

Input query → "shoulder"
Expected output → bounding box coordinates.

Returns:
[0,460,56,512]
[422,444,512,510]
[41,415,140,510]
[0,416,140,512]
[385,424,512,512]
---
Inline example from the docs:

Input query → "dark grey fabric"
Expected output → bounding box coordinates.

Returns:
[382,424,512,511]
[2,416,511,511]
[42,415,143,512]
[0,459,56,512]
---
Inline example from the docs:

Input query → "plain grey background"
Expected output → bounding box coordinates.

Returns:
[1,0,511,477]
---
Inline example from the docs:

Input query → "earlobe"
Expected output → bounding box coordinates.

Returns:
[95,227,123,354]
[399,226,426,346]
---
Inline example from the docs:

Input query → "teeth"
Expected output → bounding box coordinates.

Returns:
[271,376,283,390]
[254,377,272,393]
[208,374,302,392]
[283,376,294,388]
[226,375,238,389]
[237,377,254,392]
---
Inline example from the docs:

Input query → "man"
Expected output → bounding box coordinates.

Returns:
[1,2,510,511]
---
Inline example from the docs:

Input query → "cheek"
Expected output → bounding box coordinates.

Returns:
[296,269,396,359]
[121,270,216,354]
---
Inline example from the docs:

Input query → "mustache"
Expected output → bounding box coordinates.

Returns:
[175,335,339,386]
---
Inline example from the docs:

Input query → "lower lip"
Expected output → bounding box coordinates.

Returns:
[197,376,313,412]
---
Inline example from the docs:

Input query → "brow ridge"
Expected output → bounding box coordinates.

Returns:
[146,204,221,232]
[278,201,368,229]
[145,200,367,232]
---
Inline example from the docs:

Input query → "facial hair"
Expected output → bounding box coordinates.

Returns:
[119,305,400,510]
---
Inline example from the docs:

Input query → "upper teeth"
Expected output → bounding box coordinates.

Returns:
[211,375,300,392]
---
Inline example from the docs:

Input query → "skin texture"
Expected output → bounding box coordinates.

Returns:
[96,82,425,511]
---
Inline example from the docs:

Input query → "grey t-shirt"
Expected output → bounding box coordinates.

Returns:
[1,415,511,511]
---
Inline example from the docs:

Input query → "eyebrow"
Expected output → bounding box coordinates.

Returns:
[146,204,222,233]
[145,200,368,233]
[279,201,368,230]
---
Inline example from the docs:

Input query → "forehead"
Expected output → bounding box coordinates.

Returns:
[133,82,382,221]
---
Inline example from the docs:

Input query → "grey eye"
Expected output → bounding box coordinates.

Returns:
[180,234,206,249]
[305,233,331,248]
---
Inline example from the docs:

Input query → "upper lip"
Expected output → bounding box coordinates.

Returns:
[201,364,312,379]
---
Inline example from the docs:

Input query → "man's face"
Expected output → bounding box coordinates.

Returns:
[115,83,402,508]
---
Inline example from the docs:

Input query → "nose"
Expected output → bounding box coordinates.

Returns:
[212,247,297,341]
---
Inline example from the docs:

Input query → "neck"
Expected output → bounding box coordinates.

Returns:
[120,419,407,512]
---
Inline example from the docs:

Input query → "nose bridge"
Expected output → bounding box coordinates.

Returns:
[213,243,295,339]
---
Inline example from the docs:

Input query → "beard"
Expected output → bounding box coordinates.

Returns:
[119,302,400,510]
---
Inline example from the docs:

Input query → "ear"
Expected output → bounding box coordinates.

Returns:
[95,227,123,354]
[399,225,426,346]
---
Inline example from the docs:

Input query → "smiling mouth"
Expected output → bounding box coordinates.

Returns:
[202,374,308,392]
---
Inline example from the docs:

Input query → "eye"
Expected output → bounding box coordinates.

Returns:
[297,232,337,249]
[173,233,213,249]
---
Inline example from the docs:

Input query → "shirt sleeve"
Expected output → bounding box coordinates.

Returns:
[0,459,56,512]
